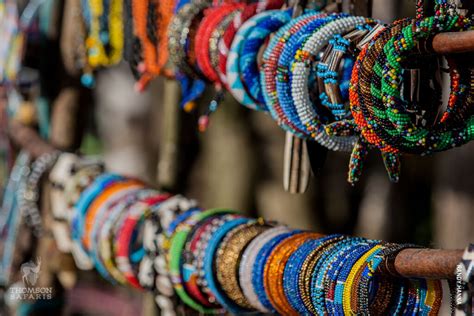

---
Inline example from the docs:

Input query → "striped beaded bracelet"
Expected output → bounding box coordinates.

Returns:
[226,9,292,111]
[261,11,325,137]
[217,0,284,87]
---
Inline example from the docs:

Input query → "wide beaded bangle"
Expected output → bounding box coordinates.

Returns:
[238,226,291,312]
[376,16,473,155]
[290,16,373,151]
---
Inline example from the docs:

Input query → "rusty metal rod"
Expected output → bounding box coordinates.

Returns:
[431,30,474,55]
[394,248,463,279]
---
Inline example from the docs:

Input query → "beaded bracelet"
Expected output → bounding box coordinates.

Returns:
[275,13,341,134]
[81,0,123,86]
[168,208,233,313]
[317,26,372,120]
[191,214,241,306]
[82,180,143,251]
[323,239,379,314]
[261,11,325,137]
[215,219,270,310]
[91,188,157,284]
[239,226,291,312]
[375,16,473,155]
[168,0,211,78]
[195,3,244,85]
[252,230,302,313]
[264,232,323,315]
[217,0,284,86]
[226,9,292,111]
[310,237,366,313]
[282,234,343,314]
[131,0,175,90]
[344,22,409,184]
[181,214,228,307]
[335,242,382,314]
[290,16,373,152]
[115,193,170,289]
[143,196,199,315]
[19,150,60,237]
[202,217,252,313]
[98,189,148,284]
[0,151,30,285]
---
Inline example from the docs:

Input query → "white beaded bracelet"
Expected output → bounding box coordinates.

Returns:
[290,16,369,152]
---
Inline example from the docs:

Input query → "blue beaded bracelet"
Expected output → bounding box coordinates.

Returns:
[276,14,341,134]
[282,234,342,314]
[238,9,293,107]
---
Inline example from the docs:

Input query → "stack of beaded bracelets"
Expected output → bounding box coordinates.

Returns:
[54,164,447,315]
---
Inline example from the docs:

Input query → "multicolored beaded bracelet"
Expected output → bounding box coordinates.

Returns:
[348,21,409,183]
[298,235,348,314]
[233,10,292,111]
[115,193,170,289]
[192,214,242,306]
[261,11,324,137]
[290,16,373,151]
[215,219,270,310]
[375,16,473,155]
[227,9,292,111]
[252,230,302,313]
[168,208,233,313]
[195,3,244,84]
[238,226,291,312]
[282,234,342,314]
[91,188,158,284]
[142,196,199,315]
[310,237,366,313]
[168,0,211,79]
[275,13,341,133]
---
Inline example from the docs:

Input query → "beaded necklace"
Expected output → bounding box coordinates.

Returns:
[131,0,175,91]
[81,0,124,86]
